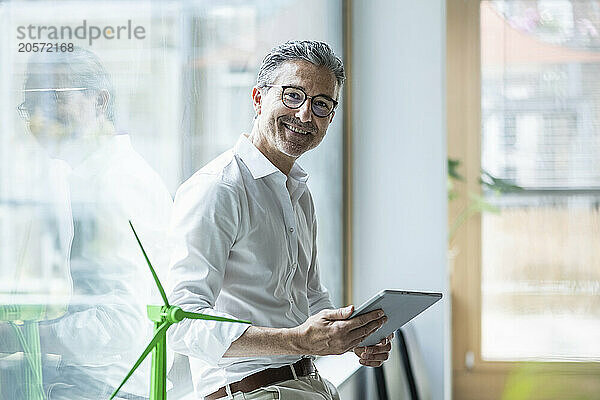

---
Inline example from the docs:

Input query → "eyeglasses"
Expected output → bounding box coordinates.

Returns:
[265,85,338,118]
[17,87,90,121]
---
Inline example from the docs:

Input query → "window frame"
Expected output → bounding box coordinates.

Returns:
[447,1,600,399]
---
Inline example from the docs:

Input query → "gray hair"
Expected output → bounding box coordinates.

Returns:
[25,47,115,122]
[257,40,345,93]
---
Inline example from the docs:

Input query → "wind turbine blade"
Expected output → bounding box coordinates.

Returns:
[181,310,251,324]
[129,220,170,307]
[109,320,170,399]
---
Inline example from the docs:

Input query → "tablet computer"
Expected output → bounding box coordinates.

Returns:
[350,289,442,347]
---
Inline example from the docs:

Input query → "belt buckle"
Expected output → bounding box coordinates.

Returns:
[225,384,233,398]
[300,357,318,378]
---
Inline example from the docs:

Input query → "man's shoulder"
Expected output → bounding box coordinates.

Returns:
[198,148,237,175]
[176,148,244,198]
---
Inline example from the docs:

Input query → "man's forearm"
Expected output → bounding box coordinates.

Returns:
[223,325,306,357]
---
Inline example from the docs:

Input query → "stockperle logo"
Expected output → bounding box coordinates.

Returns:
[17,20,146,46]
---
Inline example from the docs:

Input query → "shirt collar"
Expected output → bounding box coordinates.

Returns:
[235,134,309,184]
[70,134,131,178]
[288,160,308,184]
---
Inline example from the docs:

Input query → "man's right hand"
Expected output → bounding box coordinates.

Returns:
[292,306,387,356]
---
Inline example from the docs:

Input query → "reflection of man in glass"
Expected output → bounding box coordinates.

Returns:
[8,48,172,399]
[168,41,392,400]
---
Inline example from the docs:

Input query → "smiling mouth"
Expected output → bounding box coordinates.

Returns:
[282,121,313,135]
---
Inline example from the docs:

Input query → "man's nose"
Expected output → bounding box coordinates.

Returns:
[295,100,312,123]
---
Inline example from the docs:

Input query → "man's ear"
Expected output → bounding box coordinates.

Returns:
[329,110,335,123]
[96,89,110,115]
[252,87,262,116]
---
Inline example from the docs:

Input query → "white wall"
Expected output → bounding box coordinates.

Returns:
[351,1,448,399]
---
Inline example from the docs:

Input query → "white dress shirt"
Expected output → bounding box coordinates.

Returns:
[37,134,172,398]
[167,134,334,397]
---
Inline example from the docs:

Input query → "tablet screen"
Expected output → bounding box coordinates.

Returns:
[350,289,442,347]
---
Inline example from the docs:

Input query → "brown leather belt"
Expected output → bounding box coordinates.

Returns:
[205,358,315,400]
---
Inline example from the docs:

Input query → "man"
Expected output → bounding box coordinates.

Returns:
[1,48,172,399]
[168,41,391,400]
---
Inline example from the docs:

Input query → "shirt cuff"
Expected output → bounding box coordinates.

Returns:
[179,308,251,366]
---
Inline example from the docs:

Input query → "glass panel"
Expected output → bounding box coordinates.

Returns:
[481,0,600,361]
[0,1,343,398]
[179,1,344,307]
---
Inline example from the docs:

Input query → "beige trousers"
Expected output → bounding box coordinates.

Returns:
[217,373,340,400]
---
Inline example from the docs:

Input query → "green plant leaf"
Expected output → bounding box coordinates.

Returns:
[468,192,500,214]
[448,158,464,181]
[480,169,523,193]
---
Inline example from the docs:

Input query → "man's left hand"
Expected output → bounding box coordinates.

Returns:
[353,333,393,367]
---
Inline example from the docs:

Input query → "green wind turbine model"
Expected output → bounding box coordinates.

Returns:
[0,306,46,400]
[110,221,251,400]
[1,222,67,400]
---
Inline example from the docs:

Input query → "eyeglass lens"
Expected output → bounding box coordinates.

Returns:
[19,90,83,120]
[282,87,334,117]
